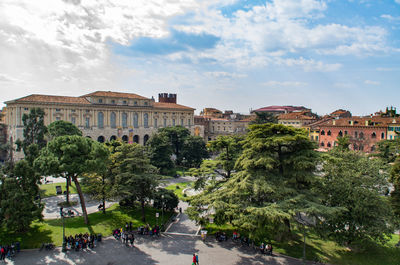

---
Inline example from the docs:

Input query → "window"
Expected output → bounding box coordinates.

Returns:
[133,113,138,128]
[344,131,348,135]
[98,112,104,128]
[71,117,76,125]
[327,142,331,148]
[381,132,385,139]
[164,118,167,127]
[188,118,191,127]
[321,142,325,147]
[355,131,358,138]
[172,119,175,126]
[24,108,29,111]
[86,110,90,113]
[122,113,127,128]
[134,101,138,106]
[154,118,158,128]
[144,102,148,106]
[98,99,103,103]
[359,132,364,139]
[123,100,127,105]
[144,113,149,128]
[321,130,325,135]
[71,109,76,113]
[111,100,116,104]
[110,112,116,128]
[85,117,90,128]
[327,130,331,136]
[338,131,343,137]
[316,136,319,141]
[181,119,184,126]
[56,108,61,112]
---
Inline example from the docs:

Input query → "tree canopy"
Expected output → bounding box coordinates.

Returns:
[47,120,82,139]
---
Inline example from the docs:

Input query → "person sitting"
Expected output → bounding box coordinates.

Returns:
[98,203,104,210]
[266,244,273,255]
[259,242,265,254]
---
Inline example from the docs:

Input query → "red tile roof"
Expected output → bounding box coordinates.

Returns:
[81,91,149,100]
[153,102,195,111]
[278,111,316,120]
[8,94,90,104]
[318,116,400,127]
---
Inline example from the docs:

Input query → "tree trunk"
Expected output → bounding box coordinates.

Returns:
[65,176,70,204]
[141,200,146,222]
[284,218,291,234]
[72,175,89,224]
[102,175,106,214]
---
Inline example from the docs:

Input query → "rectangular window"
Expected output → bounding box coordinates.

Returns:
[85,117,90,128]
[71,117,76,125]
[172,119,175,126]
[24,108,29,111]
[154,118,158,128]
[98,99,103,103]
[164,118,167,127]
[188,119,191,127]
[181,119,184,126]
[56,108,61,112]
[71,109,76,113]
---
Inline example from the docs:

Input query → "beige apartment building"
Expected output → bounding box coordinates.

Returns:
[5,91,195,160]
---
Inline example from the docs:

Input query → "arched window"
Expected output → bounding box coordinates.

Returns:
[133,113,139,128]
[97,136,105,143]
[381,132,385,139]
[359,132,364,139]
[133,135,139,143]
[172,119,175,126]
[144,134,149,145]
[354,131,358,138]
[327,142,331,148]
[144,113,149,128]
[122,135,128,143]
[321,142,325,147]
[110,135,117,141]
[338,131,343,137]
[321,130,325,135]
[371,132,376,138]
[327,130,331,136]
[122,113,127,128]
[98,112,104,128]
[110,112,116,128]
[344,131,348,135]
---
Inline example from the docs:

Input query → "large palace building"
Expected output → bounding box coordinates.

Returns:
[5,91,195,159]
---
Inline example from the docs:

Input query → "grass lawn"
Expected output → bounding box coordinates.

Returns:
[165,182,192,200]
[0,204,174,249]
[204,223,400,265]
[40,182,78,198]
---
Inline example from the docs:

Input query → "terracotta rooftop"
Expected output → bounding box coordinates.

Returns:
[278,111,316,120]
[253,105,310,113]
[331,109,350,115]
[81,91,149,100]
[153,102,195,111]
[7,94,90,105]
[318,116,400,127]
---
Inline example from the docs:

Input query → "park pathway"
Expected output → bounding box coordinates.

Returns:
[164,200,200,236]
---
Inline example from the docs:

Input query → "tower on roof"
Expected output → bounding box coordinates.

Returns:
[158,93,177,104]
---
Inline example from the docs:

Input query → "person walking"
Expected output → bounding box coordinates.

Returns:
[192,254,197,265]
[196,254,199,265]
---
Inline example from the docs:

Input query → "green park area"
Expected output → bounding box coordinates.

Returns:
[39,182,78,198]
[165,182,192,200]
[0,203,174,249]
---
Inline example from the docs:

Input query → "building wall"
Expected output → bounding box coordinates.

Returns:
[388,124,400,140]
[318,126,387,152]
[6,99,194,160]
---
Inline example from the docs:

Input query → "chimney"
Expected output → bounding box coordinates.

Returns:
[332,120,335,125]
[158,93,177,104]
[349,120,354,126]
[365,120,369,126]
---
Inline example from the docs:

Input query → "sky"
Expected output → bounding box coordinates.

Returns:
[0,0,399,116]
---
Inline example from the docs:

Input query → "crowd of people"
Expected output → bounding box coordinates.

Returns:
[64,233,101,251]
[0,242,20,261]
[259,242,273,255]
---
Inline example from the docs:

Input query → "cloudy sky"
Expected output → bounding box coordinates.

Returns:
[0,0,399,115]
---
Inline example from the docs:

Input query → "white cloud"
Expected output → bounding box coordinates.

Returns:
[364,80,380,85]
[204,71,247,79]
[381,14,400,21]
[0,73,23,83]
[395,0,400,4]
[262,81,308,87]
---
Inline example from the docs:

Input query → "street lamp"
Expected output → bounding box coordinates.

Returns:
[161,194,164,227]
[60,207,66,252]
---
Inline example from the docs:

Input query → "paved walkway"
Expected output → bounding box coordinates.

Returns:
[165,201,199,235]
[11,234,310,265]
[42,194,117,219]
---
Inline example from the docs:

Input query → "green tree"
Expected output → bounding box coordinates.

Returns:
[0,160,43,232]
[47,120,82,139]
[35,135,109,224]
[15,108,47,157]
[376,139,400,163]
[153,188,179,211]
[188,124,329,241]
[250,112,278,125]
[390,157,400,242]
[146,133,174,173]
[46,120,83,203]
[208,135,243,178]
[113,143,158,222]
[318,149,395,246]
[182,135,209,168]
[158,126,190,165]
[335,135,350,151]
